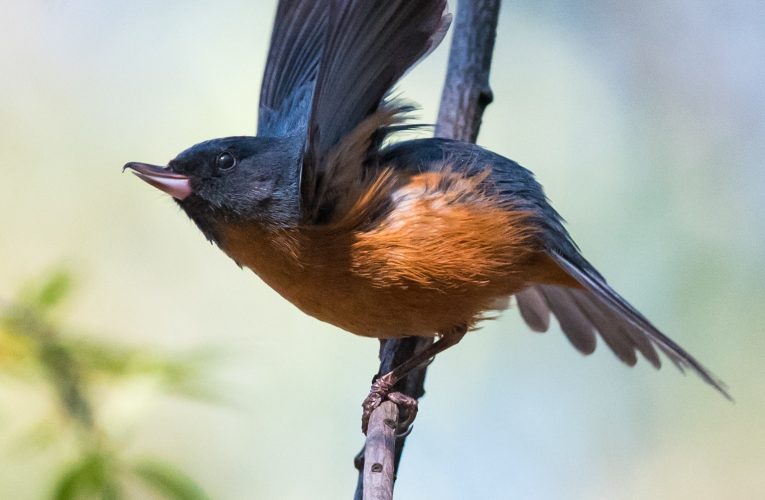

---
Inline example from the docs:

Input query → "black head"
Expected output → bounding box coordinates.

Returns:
[125,136,303,242]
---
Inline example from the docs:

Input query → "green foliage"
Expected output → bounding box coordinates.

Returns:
[64,339,217,401]
[132,460,211,500]
[19,267,75,313]
[52,452,121,500]
[0,269,215,499]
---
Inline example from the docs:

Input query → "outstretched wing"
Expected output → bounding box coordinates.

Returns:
[301,0,451,222]
[257,0,328,137]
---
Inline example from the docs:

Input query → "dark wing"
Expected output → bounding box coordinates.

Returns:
[257,0,328,137]
[301,0,451,222]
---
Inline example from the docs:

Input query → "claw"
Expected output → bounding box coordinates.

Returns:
[388,391,418,436]
[395,423,415,438]
[361,374,395,434]
[360,327,466,435]
[361,374,420,435]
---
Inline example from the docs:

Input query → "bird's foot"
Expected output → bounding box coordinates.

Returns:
[361,374,394,434]
[388,391,418,436]
[361,374,418,435]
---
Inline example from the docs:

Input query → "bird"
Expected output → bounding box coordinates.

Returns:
[124,0,729,432]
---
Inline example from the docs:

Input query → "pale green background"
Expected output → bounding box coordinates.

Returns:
[1,0,764,498]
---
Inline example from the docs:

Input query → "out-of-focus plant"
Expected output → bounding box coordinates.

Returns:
[0,268,214,499]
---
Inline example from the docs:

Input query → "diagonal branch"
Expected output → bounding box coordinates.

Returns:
[436,0,501,142]
[355,1,501,499]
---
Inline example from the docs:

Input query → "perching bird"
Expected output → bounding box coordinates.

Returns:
[124,0,729,431]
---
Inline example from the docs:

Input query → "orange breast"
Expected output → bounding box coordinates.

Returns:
[216,168,567,338]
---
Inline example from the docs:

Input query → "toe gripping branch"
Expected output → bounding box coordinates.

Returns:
[360,325,467,435]
[361,373,419,436]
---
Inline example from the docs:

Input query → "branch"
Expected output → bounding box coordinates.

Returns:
[353,337,431,499]
[361,401,398,500]
[355,1,501,498]
[436,0,501,142]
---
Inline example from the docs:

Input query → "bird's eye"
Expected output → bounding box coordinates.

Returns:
[217,152,236,171]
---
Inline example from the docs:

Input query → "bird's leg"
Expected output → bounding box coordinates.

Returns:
[361,325,467,434]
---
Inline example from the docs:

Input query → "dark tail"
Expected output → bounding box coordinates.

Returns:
[516,251,731,400]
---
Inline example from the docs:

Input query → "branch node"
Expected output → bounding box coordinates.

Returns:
[479,86,494,108]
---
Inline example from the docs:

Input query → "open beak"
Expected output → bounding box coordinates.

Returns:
[123,162,192,200]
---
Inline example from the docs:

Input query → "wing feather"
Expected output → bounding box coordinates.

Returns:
[258,0,328,136]
[301,0,451,221]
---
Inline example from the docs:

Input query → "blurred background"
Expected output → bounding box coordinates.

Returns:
[1,0,763,498]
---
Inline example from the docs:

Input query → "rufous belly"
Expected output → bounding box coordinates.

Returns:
[215,170,567,338]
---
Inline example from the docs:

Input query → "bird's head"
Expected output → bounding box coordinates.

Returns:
[124,136,302,241]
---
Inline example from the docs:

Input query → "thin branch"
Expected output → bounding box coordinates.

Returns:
[436,0,501,142]
[355,0,501,498]
[354,337,431,499]
[361,401,398,500]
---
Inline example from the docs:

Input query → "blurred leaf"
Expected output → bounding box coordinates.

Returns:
[52,451,122,500]
[0,299,94,427]
[1,269,219,499]
[0,325,36,373]
[37,340,93,429]
[66,340,197,379]
[132,459,210,500]
[64,339,218,401]
[11,420,62,454]
[18,268,75,313]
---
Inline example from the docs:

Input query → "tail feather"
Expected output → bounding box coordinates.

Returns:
[515,287,550,333]
[516,251,731,400]
[573,290,662,369]
[537,286,597,355]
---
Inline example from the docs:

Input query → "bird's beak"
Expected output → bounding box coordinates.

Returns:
[123,162,192,200]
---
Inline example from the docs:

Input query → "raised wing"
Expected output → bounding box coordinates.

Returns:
[257,0,328,137]
[301,0,451,222]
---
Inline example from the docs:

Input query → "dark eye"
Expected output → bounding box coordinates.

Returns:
[216,152,236,171]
